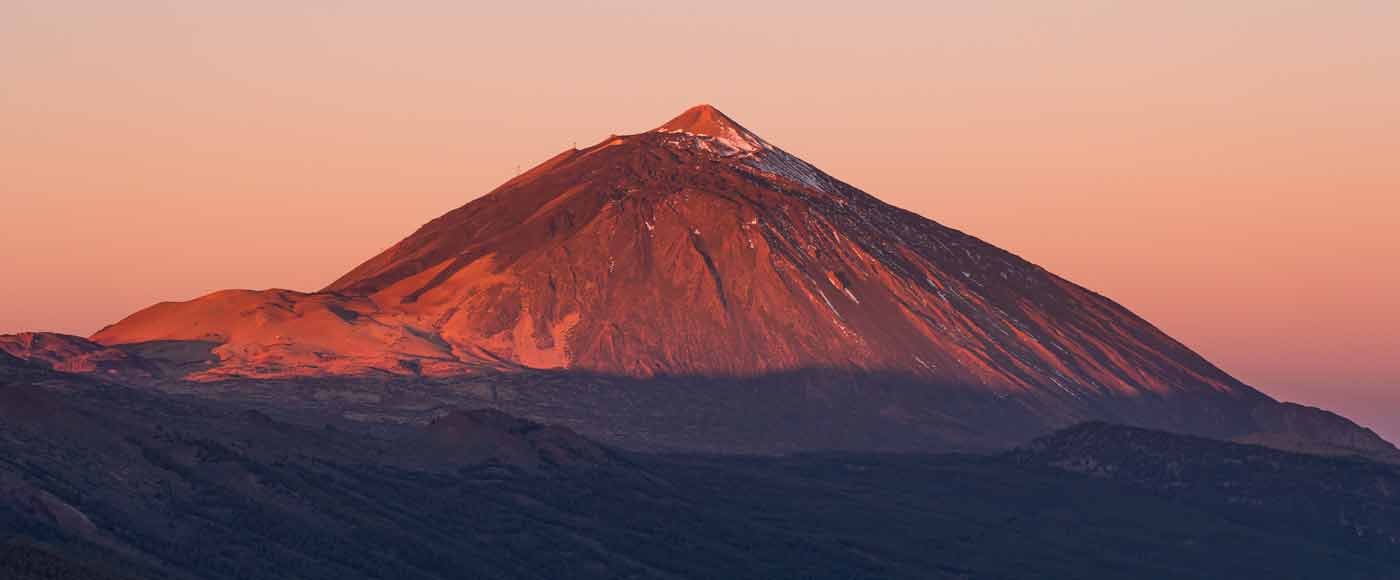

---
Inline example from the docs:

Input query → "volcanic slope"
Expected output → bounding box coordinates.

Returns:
[83,105,1394,454]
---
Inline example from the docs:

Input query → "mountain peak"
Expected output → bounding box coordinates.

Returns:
[654,104,767,152]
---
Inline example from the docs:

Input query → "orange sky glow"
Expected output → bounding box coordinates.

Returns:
[2,1,1397,441]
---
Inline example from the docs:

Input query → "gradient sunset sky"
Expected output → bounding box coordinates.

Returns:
[2,1,1397,441]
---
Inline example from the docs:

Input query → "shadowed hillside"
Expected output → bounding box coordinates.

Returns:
[2,360,1397,579]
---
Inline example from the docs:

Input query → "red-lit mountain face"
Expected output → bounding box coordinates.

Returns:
[67,105,1393,454]
[93,106,1244,396]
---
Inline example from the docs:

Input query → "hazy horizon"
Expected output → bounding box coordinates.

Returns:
[3,1,1396,442]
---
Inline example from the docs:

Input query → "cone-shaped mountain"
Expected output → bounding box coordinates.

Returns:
[82,105,1397,454]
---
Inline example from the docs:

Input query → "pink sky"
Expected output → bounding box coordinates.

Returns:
[2,1,1397,442]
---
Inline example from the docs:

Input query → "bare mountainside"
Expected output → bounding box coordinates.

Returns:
[11,105,1388,455]
[93,105,1268,394]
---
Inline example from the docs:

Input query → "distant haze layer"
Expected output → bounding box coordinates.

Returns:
[2,1,1396,442]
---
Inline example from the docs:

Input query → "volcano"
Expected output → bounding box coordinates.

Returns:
[90,105,1245,390]
[67,105,1394,455]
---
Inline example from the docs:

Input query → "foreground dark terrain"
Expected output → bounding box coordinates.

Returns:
[2,360,1397,580]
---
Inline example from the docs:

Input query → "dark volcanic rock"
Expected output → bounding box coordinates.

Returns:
[1014,422,1400,546]
[2,372,1399,579]
[390,408,617,471]
[1239,402,1400,462]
